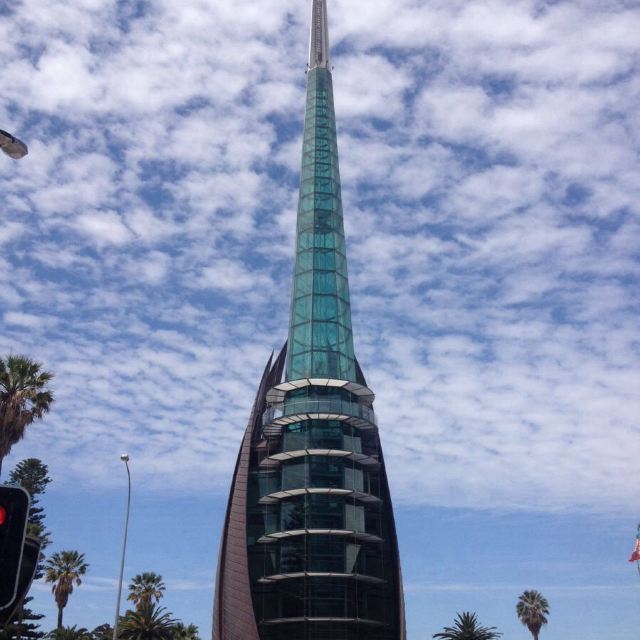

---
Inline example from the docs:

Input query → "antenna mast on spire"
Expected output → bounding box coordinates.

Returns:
[308,0,331,70]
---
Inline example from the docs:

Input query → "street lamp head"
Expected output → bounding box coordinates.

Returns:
[0,129,28,160]
[120,454,130,462]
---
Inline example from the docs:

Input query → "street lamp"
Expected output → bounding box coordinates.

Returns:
[0,129,28,160]
[113,454,131,640]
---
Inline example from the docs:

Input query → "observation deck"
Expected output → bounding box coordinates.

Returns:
[258,571,385,585]
[258,486,381,505]
[261,616,384,628]
[260,448,379,468]
[262,398,377,437]
[257,528,382,545]
[266,378,374,405]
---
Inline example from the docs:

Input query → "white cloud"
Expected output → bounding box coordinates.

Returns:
[0,221,25,245]
[196,259,274,293]
[74,211,134,246]
[3,311,54,329]
[0,0,638,516]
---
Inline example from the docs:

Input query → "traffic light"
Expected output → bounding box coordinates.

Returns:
[0,486,30,611]
[0,536,42,625]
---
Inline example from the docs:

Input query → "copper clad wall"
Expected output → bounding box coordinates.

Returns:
[211,378,263,640]
[212,349,284,640]
[378,442,407,640]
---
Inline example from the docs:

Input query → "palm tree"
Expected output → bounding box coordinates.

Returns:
[46,627,92,640]
[433,612,503,639]
[119,604,177,640]
[44,551,89,628]
[516,590,550,640]
[172,623,200,640]
[90,624,114,640]
[127,573,166,610]
[0,355,54,477]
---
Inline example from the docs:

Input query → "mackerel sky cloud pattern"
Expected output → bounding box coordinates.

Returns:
[1,0,638,516]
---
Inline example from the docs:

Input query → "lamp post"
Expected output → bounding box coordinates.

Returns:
[113,454,131,640]
[0,129,28,159]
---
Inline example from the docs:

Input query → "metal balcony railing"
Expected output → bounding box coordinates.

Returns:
[263,398,377,430]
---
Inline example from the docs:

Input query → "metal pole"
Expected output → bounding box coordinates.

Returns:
[113,455,131,640]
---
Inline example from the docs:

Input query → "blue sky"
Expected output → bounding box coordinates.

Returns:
[1,0,639,638]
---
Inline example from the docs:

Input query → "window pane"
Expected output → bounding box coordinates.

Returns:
[308,495,343,529]
[310,457,342,488]
[342,433,362,454]
[345,544,360,573]
[280,539,305,573]
[309,421,343,449]
[258,472,280,497]
[281,497,306,530]
[308,535,344,572]
[344,466,364,491]
[345,503,365,532]
[283,424,306,451]
[282,460,306,490]
[308,578,346,617]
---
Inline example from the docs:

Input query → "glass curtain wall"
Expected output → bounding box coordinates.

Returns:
[286,67,356,382]
[248,385,398,640]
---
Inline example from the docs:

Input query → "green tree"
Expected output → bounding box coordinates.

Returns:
[119,605,177,640]
[127,574,166,611]
[89,625,112,640]
[171,624,200,640]
[0,356,54,477]
[45,628,91,640]
[516,590,550,640]
[9,457,52,548]
[44,551,89,629]
[3,459,53,640]
[433,612,503,640]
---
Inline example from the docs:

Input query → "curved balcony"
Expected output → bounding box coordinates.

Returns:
[262,398,377,436]
[260,448,379,468]
[266,378,375,405]
[257,529,382,545]
[258,571,385,585]
[261,616,384,628]
[258,486,381,505]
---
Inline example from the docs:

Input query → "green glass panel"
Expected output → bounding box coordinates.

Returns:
[313,250,336,270]
[258,472,280,497]
[282,460,306,490]
[289,353,311,375]
[344,466,364,492]
[286,67,357,382]
[313,321,339,349]
[281,498,306,530]
[282,420,348,452]
[298,231,314,250]
[297,249,313,271]
[312,272,337,294]
[282,425,306,451]
[313,295,338,321]
[291,323,312,350]
[294,271,313,295]
[292,296,311,324]
[343,433,362,454]
[313,233,335,249]
[345,503,365,532]
[345,544,360,573]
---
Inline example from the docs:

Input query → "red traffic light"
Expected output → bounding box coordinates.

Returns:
[0,486,31,611]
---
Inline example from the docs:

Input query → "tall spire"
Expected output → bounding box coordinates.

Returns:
[285,0,357,382]
[308,0,331,70]
[213,5,407,639]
